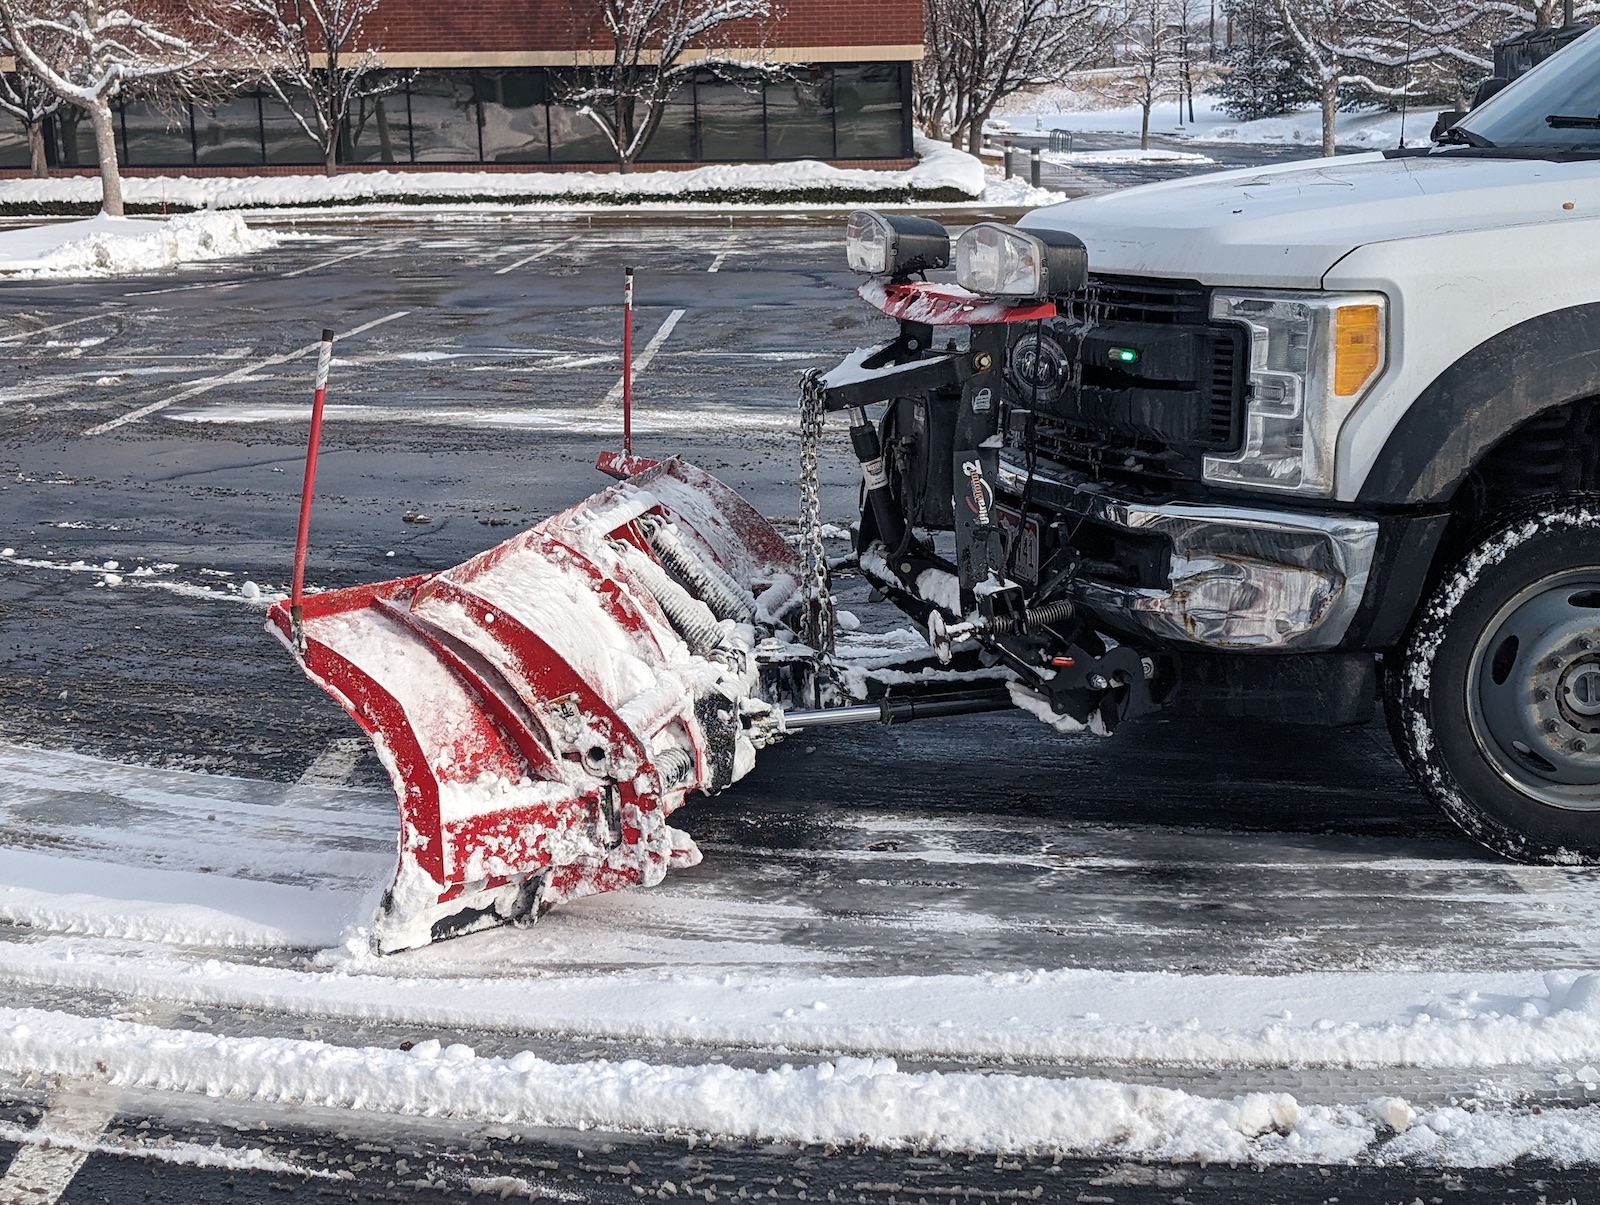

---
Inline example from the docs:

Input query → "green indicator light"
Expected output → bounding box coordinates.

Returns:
[1110,347,1140,364]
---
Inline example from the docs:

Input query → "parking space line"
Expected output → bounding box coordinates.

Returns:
[298,737,368,787]
[493,234,580,276]
[602,309,684,404]
[123,280,243,298]
[281,241,398,279]
[706,232,739,273]
[0,315,108,345]
[81,309,410,436]
[0,1094,115,1205]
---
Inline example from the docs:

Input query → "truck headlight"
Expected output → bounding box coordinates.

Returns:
[954,223,1087,299]
[1203,291,1388,497]
[845,210,950,278]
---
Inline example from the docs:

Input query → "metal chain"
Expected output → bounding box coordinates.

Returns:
[798,369,835,656]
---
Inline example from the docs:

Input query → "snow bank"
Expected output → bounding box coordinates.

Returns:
[0,138,984,214]
[997,91,1435,152]
[0,211,280,278]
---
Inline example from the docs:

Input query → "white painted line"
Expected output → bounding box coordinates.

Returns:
[706,232,739,273]
[602,309,684,405]
[0,1094,115,1205]
[280,240,397,279]
[81,309,409,436]
[123,280,243,298]
[0,315,106,345]
[493,234,580,276]
[298,737,367,787]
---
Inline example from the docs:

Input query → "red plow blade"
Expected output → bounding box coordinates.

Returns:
[267,458,802,951]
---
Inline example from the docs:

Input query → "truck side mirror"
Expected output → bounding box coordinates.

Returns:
[1431,110,1465,141]
[1471,77,1511,109]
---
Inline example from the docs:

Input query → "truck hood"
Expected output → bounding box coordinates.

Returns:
[1016,151,1600,288]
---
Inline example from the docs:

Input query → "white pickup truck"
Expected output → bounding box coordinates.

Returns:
[825,27,1600,861]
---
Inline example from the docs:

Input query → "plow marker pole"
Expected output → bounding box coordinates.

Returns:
[290,328,337,653]
[622,267,634,456]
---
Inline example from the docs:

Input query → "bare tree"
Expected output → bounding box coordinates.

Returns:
[0,38,59,177]
[917,0,1119,154]
[1107,0,1182,148]
[561,0,776,174]
[0,0,212,215]
[219,0,393,177]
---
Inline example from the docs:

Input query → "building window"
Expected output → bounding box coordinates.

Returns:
[52,107,98,167]
[344,80,408,164]
[195,95,263,165]
[547,71,616,163]
[0,111,30,169]
[637,81,695,162]
[477,69,550,163]
[693,73,764,161]
[121,98,194,167]
[409,71,478,162]
[764,67,834,160]
[262,90,323,165]
[833,63,904,159]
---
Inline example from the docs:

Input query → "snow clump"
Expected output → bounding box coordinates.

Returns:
[0,211,280,280]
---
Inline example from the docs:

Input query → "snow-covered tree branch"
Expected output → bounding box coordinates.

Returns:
[560,0,777,173]
[0,0,214,214]
[217,0,392,178]
[916,0,1119,153]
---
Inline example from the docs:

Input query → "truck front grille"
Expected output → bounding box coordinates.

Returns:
[1018,274,1246,491]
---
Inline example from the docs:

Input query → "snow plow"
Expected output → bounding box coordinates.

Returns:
[274,171,1600,948]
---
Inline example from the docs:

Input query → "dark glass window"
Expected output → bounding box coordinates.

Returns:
[637,82,694,162]
[343,83,408,164]
[695,74,764,161]
[121,99,193,167]
[262,90,323,165]
[194,95,263,165]
[764,68,834,159]
[477,70,549,163]
[408,72,478,162]
[833,64,903,158]
[0,111,29,168]
[53,107,98,167]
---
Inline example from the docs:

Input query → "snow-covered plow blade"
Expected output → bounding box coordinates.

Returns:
[266,457,800,952]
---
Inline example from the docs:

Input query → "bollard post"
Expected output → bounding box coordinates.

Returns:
[290,327,336,654]
[622,266,634,457]
[1030,147,1041,188]
[1003,140,1014,180]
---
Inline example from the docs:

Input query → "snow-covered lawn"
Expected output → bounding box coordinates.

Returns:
[0,138,993,215]
[993,91,1436,152]
[0,211,281,278]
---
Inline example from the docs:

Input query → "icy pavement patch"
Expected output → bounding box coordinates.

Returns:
[0,212,281,278]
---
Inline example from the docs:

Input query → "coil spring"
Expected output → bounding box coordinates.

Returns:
[987,600,1076,635]
[655,746,697,789]
[613,541,723,655]
[640,516,754,624]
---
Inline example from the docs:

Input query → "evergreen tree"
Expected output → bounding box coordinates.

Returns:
[1210,0,1315,119]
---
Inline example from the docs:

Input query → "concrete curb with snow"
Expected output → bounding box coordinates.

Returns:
[0,137,990,216]
[0,211,281,278]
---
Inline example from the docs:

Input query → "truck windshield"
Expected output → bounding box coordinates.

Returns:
[1453,25,1600,148]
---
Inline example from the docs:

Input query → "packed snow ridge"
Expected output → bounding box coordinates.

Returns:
[0,138,986,213]
[0,211,280,278]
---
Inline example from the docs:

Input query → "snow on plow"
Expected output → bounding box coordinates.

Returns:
[266,457,800,952]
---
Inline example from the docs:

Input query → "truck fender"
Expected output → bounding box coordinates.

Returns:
[1357,302,1600,506]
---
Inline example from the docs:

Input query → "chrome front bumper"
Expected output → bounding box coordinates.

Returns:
[997,458,1379,651]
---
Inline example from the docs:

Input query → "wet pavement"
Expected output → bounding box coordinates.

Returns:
[2,215,1599,1202]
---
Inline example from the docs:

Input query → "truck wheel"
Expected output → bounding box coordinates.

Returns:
[1384,499,1600,862]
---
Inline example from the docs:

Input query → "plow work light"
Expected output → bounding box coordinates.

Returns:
[845,210,951,279]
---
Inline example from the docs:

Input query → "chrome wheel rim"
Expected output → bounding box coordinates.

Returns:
[1466,569,1600,811]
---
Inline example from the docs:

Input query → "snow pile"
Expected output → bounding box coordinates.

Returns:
[0,211,280,278]
[0,138,984,213]
[979,174,1072,207]
[996,91,1435,152]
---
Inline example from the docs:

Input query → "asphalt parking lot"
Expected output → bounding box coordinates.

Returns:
[3,213,1600,1203]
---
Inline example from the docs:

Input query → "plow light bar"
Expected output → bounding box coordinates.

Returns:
[846,209,951,278]
[955,223,1088,300]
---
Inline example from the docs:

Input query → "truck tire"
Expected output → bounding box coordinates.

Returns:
[1384,498,1600,862]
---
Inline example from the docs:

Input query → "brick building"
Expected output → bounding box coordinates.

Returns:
[0,0,923,174]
